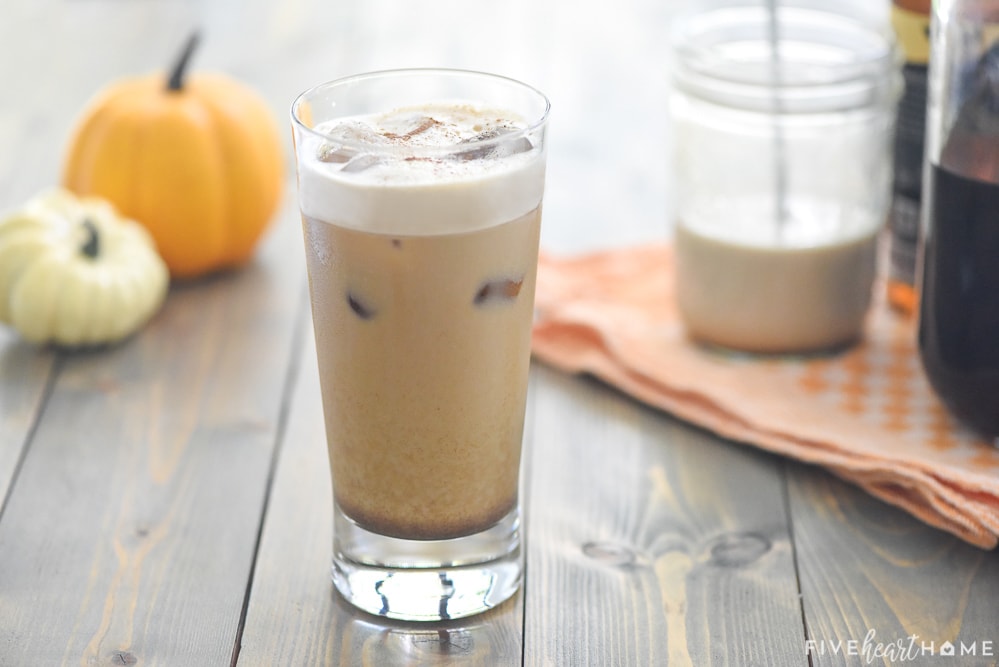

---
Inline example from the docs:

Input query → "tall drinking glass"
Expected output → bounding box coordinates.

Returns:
[290,69,549,621]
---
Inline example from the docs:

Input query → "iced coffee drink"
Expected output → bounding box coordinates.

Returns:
[291,71,549,621]
[300,105,543,541]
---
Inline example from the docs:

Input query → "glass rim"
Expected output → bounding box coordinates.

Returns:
[670,4,899,89]
[669,4,901,113]
[290,67,551,156]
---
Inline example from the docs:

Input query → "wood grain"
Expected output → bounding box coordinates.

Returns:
[0,332,58,515]
[522,367,807,667]
[790,464,999,667]
[236,324,524,666]
[0,199,304,665]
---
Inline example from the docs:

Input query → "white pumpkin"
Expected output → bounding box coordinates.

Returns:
[0,188,168,347]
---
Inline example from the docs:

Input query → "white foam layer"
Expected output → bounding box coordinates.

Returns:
[298,104,546,235]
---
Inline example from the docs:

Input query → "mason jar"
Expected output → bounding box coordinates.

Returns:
[670,2,901,354]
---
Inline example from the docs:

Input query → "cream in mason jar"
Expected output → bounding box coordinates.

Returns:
[676,197,880,353]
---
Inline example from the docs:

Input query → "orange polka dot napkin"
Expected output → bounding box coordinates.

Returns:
[531,244,999,548]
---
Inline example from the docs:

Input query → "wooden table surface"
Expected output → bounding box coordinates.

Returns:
[2,1,998,665]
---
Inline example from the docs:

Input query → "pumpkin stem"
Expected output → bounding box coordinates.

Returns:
[167,31,201,92]
[81,219,100,259]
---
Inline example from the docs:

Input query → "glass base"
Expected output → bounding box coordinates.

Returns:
[331,504,522,621]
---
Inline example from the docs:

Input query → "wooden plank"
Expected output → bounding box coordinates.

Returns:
[522,366,807,667]
[0,331,58,514]
[237,318,525,666]
[0,0,63,532]
[0,195,304,665]
[790,465,999,667]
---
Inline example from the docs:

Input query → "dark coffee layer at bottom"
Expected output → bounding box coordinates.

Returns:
[336,496,517,541]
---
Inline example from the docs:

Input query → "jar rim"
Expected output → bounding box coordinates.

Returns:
[671,4,902,112]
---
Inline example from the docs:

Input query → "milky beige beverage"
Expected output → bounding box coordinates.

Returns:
[675,198,879,353]
[299,103,544,541]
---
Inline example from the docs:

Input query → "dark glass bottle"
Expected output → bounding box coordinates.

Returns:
[918,4,999,438]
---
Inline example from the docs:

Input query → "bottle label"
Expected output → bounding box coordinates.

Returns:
[888,4,930,291]
[888,193,921,284]
[892,4,931,65]
[894,64,928,196]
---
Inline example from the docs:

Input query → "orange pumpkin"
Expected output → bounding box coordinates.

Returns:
[62,34,284,279]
